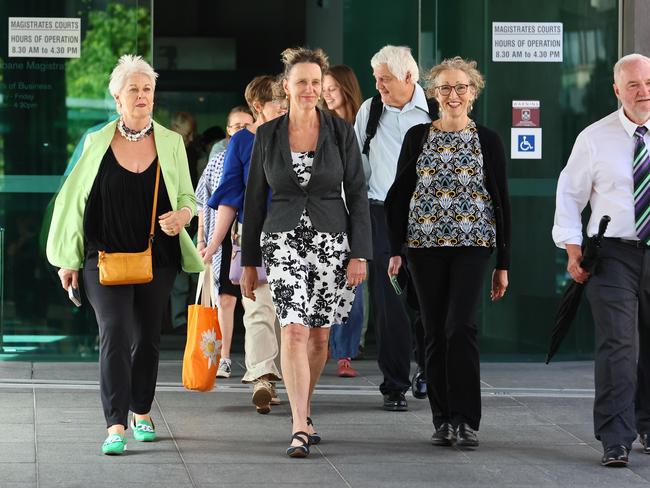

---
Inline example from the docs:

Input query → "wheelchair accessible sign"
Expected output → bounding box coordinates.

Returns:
[511,100,541,159]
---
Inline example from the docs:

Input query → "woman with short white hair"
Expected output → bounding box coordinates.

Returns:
[47,54,203,455]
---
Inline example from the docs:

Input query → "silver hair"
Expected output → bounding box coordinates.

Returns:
[613,53,650,83]
[370,45,419,83]
[108,54,158,99]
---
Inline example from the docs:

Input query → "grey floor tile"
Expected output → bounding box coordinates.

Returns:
[0,406,34,424]
[3,423,35,443]
[535,462,650,486]
[0,442,35,463]
[0,392,34,407]
[0,463,36,482]
[188,463,345,484]
[0,363,33,379]
[38,463,192,487]
[32,363,99,382]
[35,390,99,408]
[480,405,553,426]
[37,440,182,464]
[35,407,106,425]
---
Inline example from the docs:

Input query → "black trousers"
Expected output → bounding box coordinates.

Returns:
[407,246,491,430]
[369,204,414,394]
[84,257,177,428]
[586,239,650,449]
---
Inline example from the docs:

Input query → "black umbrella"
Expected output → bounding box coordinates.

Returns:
[546,215,611,364]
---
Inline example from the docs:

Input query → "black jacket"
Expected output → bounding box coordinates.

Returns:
[384,123,511,269]
[241,109,372,267]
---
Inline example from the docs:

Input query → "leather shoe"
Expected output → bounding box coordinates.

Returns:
[383,392,408,411]
[456,423,479,448]
[601,445,629,467]
[640,433,650,454]
[411,369,427,399]
[431,423,455,446]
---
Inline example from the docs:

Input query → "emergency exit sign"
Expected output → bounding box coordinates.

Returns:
[492,22,563,63]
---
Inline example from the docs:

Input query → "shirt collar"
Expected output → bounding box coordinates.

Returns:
[384,83,429,114]
[618,106,649,138]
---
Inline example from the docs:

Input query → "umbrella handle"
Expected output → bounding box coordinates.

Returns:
[596,215,611,241]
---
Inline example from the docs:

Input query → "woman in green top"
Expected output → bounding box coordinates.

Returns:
[47,55,203,455]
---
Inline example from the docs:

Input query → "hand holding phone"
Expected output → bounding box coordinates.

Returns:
[68,285,82,307]
[389,275,402,295]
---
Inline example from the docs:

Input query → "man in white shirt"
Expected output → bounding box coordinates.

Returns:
[354,45,432,411]
[553,53,650,468]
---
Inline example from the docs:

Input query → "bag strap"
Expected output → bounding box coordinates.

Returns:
[149,161,161,244]
[195,268,217,307]
[362,94,384,156]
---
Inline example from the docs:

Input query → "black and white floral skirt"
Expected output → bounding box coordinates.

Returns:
[261,212,356,328]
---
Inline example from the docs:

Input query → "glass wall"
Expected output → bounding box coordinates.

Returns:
[0,0,621,360]
[0,0,152,359]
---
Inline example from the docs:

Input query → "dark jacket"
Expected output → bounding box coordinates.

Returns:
[241,109,372,266]
[384,123,511,269]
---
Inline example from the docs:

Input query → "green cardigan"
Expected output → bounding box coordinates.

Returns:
[46,119,204,273]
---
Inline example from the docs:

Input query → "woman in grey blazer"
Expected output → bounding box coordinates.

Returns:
[241,47,371,457]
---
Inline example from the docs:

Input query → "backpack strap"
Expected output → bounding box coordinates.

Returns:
[361,94,384,156]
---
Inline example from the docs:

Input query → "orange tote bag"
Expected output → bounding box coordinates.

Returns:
[182,268,221,391]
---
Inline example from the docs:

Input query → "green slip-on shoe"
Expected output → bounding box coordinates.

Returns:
[131,416,156,442]
[102,433,127,455]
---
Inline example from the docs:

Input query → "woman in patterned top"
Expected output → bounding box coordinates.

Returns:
[195,105,254,378]
[385,57,511,449]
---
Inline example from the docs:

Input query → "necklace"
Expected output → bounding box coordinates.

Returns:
[118,117,153,142]
[436,118,470,132]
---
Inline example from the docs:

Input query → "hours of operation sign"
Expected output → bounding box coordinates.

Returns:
[492,22,562,63]
[8,17,81,58]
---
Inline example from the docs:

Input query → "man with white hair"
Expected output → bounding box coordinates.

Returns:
[553,53,650,467]
[354,45,433,411]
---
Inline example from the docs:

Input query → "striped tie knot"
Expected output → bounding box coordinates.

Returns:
[636,126,648,138]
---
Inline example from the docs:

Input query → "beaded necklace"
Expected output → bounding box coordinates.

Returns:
[118,117,153,142]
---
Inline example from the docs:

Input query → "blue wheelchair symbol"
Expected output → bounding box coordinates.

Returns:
[518,135,535,152]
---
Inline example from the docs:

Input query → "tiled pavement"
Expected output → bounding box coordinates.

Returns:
[1,359,650,487]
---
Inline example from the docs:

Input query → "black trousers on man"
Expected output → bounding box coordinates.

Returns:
[408,246,491,430]
[586,239,650,450]
[84,257,177,428]
[369,203,413,394]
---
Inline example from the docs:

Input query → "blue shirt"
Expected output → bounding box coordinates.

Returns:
[207,128,255,224]
[353,83,432,201]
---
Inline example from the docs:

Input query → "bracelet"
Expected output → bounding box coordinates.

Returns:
[198,240,206,245]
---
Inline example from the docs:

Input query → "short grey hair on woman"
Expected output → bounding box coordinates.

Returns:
[614,53,650,84]
[108,54,158,98]
[370,45,419,83]
[425,56,485,100]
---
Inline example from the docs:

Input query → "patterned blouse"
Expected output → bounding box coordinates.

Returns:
[195,149,227,289]
[407,120,497,248]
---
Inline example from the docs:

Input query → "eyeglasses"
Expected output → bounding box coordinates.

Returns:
[227,123,250,131]
[434,84,470,96]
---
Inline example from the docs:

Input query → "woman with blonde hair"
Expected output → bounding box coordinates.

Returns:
[241,48,371,457]
[385,56,511,448]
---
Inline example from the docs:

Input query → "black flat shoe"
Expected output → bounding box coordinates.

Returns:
[383,392,408,411]
[640,433,650,454]
[456,423,479,448]
[601,445,629,467]
[411,369,427,400]
[286,431,310,458]
[431,423,455,446]
[307,417,321,445]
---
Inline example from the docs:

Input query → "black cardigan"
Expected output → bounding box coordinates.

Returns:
[384,123,511,269]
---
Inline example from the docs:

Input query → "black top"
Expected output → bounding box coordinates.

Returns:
[385,122,511,269]
[84,147,181,269]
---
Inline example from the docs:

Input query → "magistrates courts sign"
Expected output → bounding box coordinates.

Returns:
[8,17,81,58]
[492,22,563,62]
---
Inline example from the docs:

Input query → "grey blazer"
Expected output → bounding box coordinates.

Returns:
[241,109,372,266]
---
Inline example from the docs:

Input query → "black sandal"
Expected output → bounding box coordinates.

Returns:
[286,431,310,458]
[307,417,321,445]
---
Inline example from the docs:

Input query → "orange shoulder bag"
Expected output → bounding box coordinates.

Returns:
[97,162,160,286]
